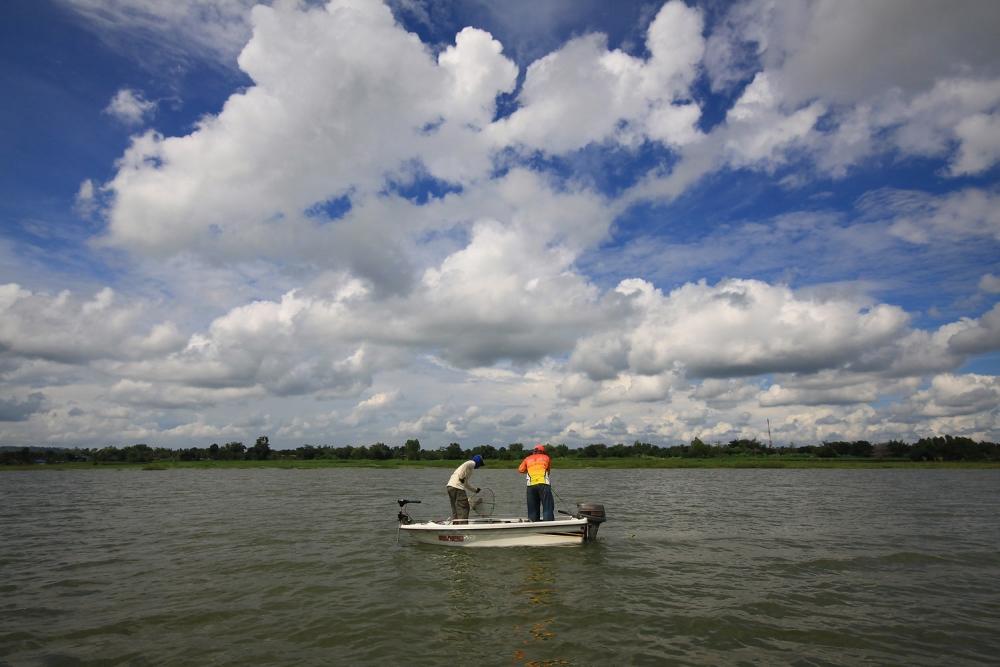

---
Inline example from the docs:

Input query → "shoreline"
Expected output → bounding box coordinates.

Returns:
[3,458,999,471]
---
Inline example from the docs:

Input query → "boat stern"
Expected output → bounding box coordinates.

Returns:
[576,502,607,541]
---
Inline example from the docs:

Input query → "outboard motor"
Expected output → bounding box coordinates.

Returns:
[577,502,607,541]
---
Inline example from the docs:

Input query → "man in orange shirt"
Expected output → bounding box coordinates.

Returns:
[518,444,554,521]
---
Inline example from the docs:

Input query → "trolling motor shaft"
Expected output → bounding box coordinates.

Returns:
[397,498,421,524]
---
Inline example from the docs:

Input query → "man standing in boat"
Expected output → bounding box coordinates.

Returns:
[518,444,554,521]
[446,454,484,521]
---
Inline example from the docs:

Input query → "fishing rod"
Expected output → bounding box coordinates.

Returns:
[551,486,607,538]
[551,486,579,517]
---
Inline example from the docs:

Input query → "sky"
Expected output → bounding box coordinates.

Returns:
[1,0,999,449]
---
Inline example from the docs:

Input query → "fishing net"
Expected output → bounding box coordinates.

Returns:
[470,487,495,517]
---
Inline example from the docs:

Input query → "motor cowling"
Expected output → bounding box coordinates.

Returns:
[577,502,606,540]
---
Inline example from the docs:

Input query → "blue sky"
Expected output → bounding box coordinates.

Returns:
[1,0,998,448]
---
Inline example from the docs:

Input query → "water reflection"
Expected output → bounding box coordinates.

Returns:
[512,558,572,666]
[437,549,477,607]
[519,561,555,606]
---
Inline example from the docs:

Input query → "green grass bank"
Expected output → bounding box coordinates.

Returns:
[4,457,999,471]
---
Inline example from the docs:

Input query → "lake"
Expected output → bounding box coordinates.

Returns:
[2,468,998,665]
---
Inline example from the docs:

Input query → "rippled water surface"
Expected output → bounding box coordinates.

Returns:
[2,468,999,665]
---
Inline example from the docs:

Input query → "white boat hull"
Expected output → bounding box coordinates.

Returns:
[399,516,591,547]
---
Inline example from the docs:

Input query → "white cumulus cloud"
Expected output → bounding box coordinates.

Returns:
[0,284,184,365]
[104,88,156,125]
[490,0,705,153]
[570,278,909,381]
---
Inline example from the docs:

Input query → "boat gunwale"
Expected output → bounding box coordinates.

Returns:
[399,516,588,532]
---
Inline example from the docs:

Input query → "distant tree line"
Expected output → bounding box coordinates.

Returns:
[2,434,998,465]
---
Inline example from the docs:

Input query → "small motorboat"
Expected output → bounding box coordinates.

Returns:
[396,498,607,547]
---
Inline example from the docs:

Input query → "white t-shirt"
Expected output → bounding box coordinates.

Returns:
[446,460,477,493]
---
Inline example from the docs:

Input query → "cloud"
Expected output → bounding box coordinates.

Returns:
[547,281,992,443]
[107,379,261,409]
[345,390,399,426]
[555,278,999,419]
[865,188,1000,245]
[857,331,954,380]
[590,372,678,406]
[106,204,619,397]
[570,278,909,380]
[561,413,634,442]
[587,209,914,302]
[393,403,465,437]
[720,72,825,169]
[111,290,390,396]
[621,71,826,206]
[438,27,519,128]
[57,0,258,66]
[558,373,600,401]
[0,284,185,365]
[702,0,767,94]
[951,112,1000,176]
[490,1,705,153]
[96,1,707,277]
[89,0,1000,250]
[94,0,997,283]
[690,378,760,405]
[886,78,1000,176]
[408,218,616,367]
[711,0,1000,104]
[74,179,98,217]
[0,392,45,422]
[7,0,999,448]
[101,0,516,271]
[904,373,1000,419]
[759,382,879,407]
[694,1,1000,188]
[591,190,997,319]
[947,304,1000,356]
[104,88,157,125]
[980,274,1000,294]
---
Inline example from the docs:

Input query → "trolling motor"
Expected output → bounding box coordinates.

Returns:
[397,498,420,525]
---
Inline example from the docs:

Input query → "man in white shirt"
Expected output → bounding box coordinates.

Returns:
[446,454,484,520]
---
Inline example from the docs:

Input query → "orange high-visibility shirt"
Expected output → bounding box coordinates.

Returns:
[518,453,550,486]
